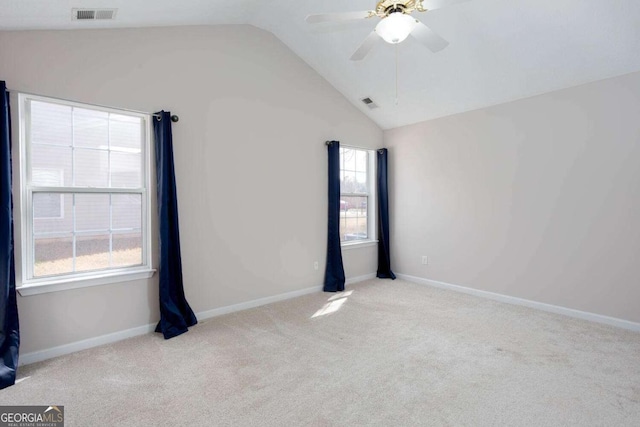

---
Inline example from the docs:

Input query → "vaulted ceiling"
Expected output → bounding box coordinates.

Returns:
[2,0,640,129]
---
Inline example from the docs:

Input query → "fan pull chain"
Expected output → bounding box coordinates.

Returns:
[395,44,399,105]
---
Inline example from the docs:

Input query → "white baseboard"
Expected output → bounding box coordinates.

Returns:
[346,272,376,285]
[196,284,323,321]
[396,273,640,333]
[197,273,375,321]
[20,273,376,366]
[19,323,157,366]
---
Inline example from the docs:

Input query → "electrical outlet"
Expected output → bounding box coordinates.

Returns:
[314,261,319,270]
[421,256,428,265]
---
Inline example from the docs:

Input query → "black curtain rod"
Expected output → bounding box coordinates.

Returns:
[325,141,383,152]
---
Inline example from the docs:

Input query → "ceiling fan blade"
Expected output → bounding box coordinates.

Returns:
[421,0,471,12]
[410,20,449,53]
[305,11,372,24]
[350,31,381,61]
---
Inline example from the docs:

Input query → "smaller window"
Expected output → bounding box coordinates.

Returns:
[339,147,376,244]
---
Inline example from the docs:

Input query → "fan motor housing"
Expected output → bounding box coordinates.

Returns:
[375,0,425,17]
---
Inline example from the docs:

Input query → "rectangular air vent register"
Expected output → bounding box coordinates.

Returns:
[361,97,379,109]
[72,8,118,20]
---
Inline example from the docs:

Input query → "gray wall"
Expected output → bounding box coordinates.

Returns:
[385,71,640,323]
[0,25,382,354]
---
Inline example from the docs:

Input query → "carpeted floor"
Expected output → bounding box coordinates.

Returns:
[2,279,639,426]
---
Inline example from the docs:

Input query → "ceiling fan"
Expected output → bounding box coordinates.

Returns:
[306,0,469,61]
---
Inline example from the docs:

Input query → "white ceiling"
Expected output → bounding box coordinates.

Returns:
[2,0,640,129]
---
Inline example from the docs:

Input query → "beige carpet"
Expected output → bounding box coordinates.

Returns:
[2,279,639,426]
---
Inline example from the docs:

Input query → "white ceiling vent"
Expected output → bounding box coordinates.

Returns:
[72,8,117,21]
[361,97,379,109]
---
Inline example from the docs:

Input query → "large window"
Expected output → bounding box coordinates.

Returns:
[339,146,375,244]
[17,94,153,293]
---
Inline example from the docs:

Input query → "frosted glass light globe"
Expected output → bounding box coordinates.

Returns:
[375,12,417,44]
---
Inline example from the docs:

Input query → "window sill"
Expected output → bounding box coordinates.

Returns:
[17,268,156,296]
[341,240,378,250]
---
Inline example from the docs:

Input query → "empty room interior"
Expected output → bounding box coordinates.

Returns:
[0,0,639,425]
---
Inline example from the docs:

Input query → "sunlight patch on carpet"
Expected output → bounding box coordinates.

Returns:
[312,291,353,318]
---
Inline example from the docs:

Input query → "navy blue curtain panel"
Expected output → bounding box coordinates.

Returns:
[153,111,197,339]
[376,149,396,280]
[324,141,346,292]
[0,81,19,389]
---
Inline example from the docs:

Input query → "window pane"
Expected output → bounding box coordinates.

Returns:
[75,234,110,272]
[110,152,141,188]
[31,145,72,186]
[342,171,356,193]
[113,232,142,268]
[339,196,368,242]
[356,150,367,173]
[34,236,73,277]
[356,172,367,192]
[33,193,63,221]
[33,193,72,234]
[110,114,142,151]
[343,148,356,171]
[73,108,108,149]
[32,168,64,188]
[74,148,109,187]
[75,194,109,232]
[30,101,72,146]
[112,194,141,230]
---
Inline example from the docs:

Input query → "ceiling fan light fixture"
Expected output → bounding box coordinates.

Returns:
[375,12,416,44]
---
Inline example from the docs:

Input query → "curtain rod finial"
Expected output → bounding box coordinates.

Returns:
[171,115,179,122]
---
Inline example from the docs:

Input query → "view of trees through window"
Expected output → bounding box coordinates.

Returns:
[339,147,369,242]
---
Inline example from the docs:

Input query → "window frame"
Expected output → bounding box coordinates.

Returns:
[339,145,377,248]
[16,93,155,296]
